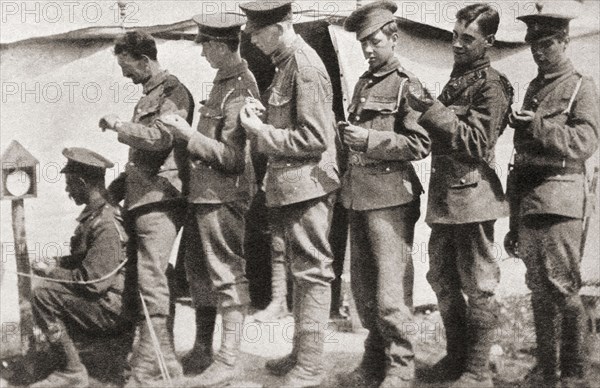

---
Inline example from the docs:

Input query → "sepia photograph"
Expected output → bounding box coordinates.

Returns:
[1,1,599,387]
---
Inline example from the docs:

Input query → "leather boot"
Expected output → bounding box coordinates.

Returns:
[559,294,587,381]
[265,280,301,376]
[336,334,386,388]
[254,259,290,322]
[31,331,89,388]
[126,316,183,387]
[530,293,560,385]
[426,290,468,382]
[182,306,217,375]
[185,306,246,388]
[280,283,331,388]
[450,325,494,388]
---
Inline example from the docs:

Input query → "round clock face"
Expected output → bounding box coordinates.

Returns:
[5,170,32,197]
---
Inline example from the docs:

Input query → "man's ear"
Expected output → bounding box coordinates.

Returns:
[275,21,289,35]
[485,34,495,47]
[140,54,152,67]
[391,32,399,45]
[215,41,228,53]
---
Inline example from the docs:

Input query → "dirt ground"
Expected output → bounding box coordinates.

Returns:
[2,297,599,388]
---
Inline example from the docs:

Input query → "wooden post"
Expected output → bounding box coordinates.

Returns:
[11,198,31,303]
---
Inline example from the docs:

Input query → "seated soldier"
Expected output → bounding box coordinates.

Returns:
[30,148,131,388]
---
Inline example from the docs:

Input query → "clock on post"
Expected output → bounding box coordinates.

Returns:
[1,140,38,200]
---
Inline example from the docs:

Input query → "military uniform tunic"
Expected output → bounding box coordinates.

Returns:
[183,60,259,309]
[509,59,599,296]
[341,55,430,379]
[508,59,599,378]
[418,57,512,341]
[251,35,340,287]
[112,70,195,317]
[32,197,130,339]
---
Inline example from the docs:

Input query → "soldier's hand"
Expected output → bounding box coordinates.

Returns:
[99,114,122,132]
[343,123,369,152]
[504,230,519,258]
[245,97,266,118]
[240,105,264,135]
[406,84,434,112]
[157,114,193,141]
[32,260,53,276]
[509,107,534,129]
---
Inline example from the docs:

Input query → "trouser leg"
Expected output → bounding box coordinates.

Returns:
[427,224,468,368]
[270,195,335,386]
[521,215,587,381]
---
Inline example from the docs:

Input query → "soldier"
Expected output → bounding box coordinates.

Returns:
[99,31,195,385]
[239,1,341,386]
[337,1,431,387]
[158,13,259,387]
[30,148,130,388]
[407,4,513,387]
[506,5,599,387]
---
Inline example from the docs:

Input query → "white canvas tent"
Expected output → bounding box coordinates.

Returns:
[1,0,599,359]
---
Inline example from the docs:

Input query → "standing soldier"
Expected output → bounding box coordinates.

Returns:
[99,31,195,386]
[239,1,341,386]
[408,4,512,387]
[30,148,131,388]
[338,1,430,387]
[506,5,599,387]
[158,12,259,387]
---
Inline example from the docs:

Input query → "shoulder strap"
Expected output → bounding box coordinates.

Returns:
[220,89,237,113]
[396,78,408,110]
[563,76,583,115]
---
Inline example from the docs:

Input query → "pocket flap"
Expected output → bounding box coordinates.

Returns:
[136,99,161,119]
[268,89,292,107]
[199,105,223,119]
[362,95,398,114]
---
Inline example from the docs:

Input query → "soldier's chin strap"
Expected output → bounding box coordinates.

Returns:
[10,258,128,285]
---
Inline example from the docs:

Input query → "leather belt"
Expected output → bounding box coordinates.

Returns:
[348,152,379,166]
[514,153,584,173]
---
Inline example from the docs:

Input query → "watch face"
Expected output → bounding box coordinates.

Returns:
[5,170,32,197]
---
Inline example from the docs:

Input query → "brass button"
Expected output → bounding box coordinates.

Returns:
[385,167,390,172]
[355,116,360,121]
[286,163,291,167]
[460,178,466,184]
[360,97,366,103]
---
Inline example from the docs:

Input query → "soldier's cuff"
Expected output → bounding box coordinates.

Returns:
[418,100,449,132]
